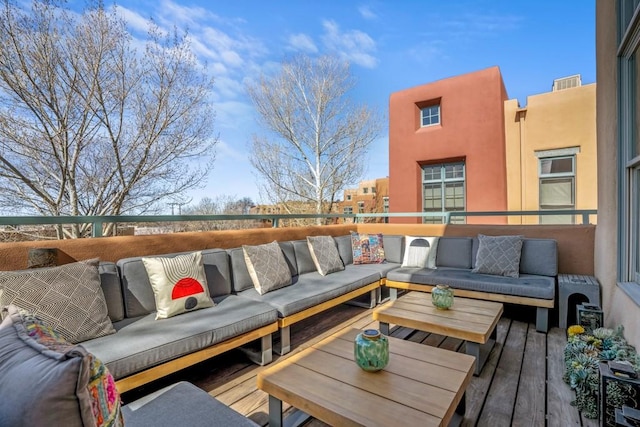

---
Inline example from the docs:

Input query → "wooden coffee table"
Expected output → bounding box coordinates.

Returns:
[373,292,503,375]
[257,327,475,427]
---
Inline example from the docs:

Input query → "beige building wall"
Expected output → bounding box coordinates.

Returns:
[595,1,640,347]
[504,83,597,224]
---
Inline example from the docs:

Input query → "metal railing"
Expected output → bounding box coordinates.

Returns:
[0,209,597,238]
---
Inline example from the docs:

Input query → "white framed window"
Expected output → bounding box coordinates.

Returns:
[537,154,576,224]
[343,206,353,214]
[383,196,389,213]
[421,105,440,127]
[357,201,365,213]
[422,162,465,224]
[618,0,640,285]
[371,187,376,193]
[363,187,369,194]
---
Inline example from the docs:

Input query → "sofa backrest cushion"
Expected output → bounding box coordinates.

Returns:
[436,237,473,269]
[99,262,125,323]
[293,240,317,275]
[118,249,231,318]
[471,237,558,276]
[229,242,297,293]
[382,235,404,264]
[520,238,558,276]
[334,235,353,266]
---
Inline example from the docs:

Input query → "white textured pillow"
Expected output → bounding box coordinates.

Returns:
[142,251,214,319]
[402,236,439,268]
[0,258,115,343]
[243,241,292,295]
[307,236,345,276]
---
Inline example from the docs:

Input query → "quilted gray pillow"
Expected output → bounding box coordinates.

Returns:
[242,241,292,295]
[472,234,524,278]
[0,259,116,343]
[307,236,345,276]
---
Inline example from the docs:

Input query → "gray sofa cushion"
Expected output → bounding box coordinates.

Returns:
[236,266,380,317]
[334,235,353,266]
[278,241,298,277]
[81,295,277,380]
[382,235,404,264]
[292,240,317,275]
[471,237,558,276]
[472,234,524,278]
[386,267,555,300]
[99,261,125,322]
[520,238,558,276]
[118,249,232,318]
[307,236,345,276]
[436,237,473,268]
[123,381,259,427]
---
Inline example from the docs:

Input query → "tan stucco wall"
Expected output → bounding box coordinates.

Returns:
[504,83,597,224]
[595,1,640,346]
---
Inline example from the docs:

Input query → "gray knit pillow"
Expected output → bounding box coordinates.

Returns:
[472,234,524,278]
[242,241,292,295]
[307,236,345,276]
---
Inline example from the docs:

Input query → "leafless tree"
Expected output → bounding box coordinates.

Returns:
[0,0,217,238]
[182,196,257,230]
[246,55,382,224]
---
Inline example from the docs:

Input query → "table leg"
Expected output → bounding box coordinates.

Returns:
[466,334,496,376]
[448,393,465,427]
[379,321,390,335]
[269,395,283,427]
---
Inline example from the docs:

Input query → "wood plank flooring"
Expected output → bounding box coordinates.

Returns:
[120,297,601,427]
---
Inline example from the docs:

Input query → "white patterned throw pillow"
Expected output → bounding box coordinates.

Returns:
[142,251,214,319]
[307,236,345,276]
[0,259,115,343]
[472,234,524,278]
[243,241,292,295]
[401,236,439,268]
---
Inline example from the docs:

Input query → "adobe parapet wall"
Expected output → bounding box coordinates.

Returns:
[0,223,595,275]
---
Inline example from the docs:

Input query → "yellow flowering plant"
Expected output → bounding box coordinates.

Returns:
[567,324,585,337]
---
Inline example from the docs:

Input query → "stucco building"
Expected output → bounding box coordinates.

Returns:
[337,177,389,222]
[389,66,597,225]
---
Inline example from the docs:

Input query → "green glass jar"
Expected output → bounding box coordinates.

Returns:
[354,329,389,372]
[431,284,454,309]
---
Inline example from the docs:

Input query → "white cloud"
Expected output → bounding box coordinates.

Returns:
[358,5,378,20]
[287,33,318,53]
[215,139,248,161]
[116,6,150,33]
[321,20,378,68]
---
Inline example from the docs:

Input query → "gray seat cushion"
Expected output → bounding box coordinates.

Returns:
[386,267,555,300]
[123,381,259,427]
[236,266,381,317]
[99,261,125,322]
[82,295,277,380]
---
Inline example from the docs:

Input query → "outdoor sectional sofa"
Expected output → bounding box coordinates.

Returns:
[1,231,558,398]
[385,236,558,333]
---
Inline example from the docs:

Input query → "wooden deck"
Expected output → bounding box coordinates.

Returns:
[121,297,599,427]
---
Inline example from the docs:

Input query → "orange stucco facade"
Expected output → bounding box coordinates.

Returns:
[389,66,597,225]
[389,66,509,224]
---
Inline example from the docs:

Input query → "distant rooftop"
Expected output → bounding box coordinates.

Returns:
[552,74,582,91]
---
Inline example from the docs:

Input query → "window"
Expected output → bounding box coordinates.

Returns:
[343,206,353,214]
[538,154,576,224]
[363,188,369,194]
[421,105,440,127]
[618,0,640,285]
[371,187,376,194]
[422,162,465,224]
[357,201,365,213]
[383,197,389,213]
[346,194,352,201]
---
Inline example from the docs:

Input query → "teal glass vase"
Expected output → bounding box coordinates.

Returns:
[354,329,389,372]
[431,284,454,309]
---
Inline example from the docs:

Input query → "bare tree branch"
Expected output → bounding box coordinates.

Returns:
[0,0,217,237]
[246,54,382,224]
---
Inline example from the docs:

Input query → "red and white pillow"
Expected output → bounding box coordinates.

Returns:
[142,251,214,319]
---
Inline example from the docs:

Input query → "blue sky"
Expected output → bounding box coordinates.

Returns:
[106,0,595,208]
